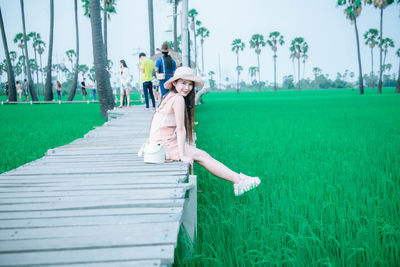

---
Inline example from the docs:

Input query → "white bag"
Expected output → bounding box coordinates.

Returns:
[138,141,166,163]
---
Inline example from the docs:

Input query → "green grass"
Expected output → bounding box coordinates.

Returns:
[175,88,400,266]
[0,103,105,173]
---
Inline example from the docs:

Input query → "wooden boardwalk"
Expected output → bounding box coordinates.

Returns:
[0,106,197,266]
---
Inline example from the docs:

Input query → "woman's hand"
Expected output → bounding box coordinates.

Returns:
[180,156,193,166]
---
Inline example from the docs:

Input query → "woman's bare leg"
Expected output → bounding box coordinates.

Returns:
[119,88,124,107]
[126,89,130,107]
[185,145,241,184]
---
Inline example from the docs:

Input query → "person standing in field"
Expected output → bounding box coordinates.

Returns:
[155,43,176,97]
[139,52,156,110]
[81,78,87,101]
[23,79,29,102]
[16,81,22,101]
[56,81,62,100]
[92,80,97,101]
[148,67,261,196]
[107,60,130,108]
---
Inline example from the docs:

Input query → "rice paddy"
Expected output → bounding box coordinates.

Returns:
[175,88,400,266]
[0,103,105,173]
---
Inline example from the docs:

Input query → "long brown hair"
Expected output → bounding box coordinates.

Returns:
[159,80,196,143]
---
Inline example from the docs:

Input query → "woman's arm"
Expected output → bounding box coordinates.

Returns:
[172,95,190,161]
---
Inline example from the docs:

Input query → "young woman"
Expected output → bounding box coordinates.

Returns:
[149,67,261,196]
[16,81,22,101]
[118,60,130,108]
[56,81,62,100]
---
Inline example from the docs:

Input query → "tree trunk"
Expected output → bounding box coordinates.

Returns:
[173,1,178,51]
[0,7,17,101]
[44,0,54,101]
[89,0,114,119]
[181,0,189,66]
[297,58,301,91]
[39,53,44,96]
[371,47,374,75]
[377,7,383,94]
[33,49,39,93]
[354,18,364,95]
[20,0,38,101]
[273,54,277,92]
[395,59,400,94]
[68,0,79,101]
[236,52,239,94]
[201,39,204,75]
[192,18,198,75]
[147,0,155,56]
[103,0,107,61]
[257,53,261,92]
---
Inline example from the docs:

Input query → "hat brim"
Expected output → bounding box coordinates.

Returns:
[164,74,204,90]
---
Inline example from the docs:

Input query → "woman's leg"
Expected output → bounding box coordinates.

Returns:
[184,145,241,184]
[126,88,130,107]
[119,88,124,107]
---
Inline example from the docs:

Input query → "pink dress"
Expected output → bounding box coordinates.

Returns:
[149,93,182,161]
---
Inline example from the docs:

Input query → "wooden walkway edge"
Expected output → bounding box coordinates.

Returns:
[0,106,197,266]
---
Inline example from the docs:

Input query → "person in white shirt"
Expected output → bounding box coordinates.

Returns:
[107,59,131,108]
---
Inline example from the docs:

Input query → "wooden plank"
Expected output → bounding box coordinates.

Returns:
[0,199,185,212]
[0,176,186,185]
[0,213,182,229]
[0,221,180,242]
[0,207,182,220]
[0,245,175,266]
[0,183,191,192]
[66,260,161,267]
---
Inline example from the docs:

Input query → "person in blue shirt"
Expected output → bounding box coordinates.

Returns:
[155,42,176,97]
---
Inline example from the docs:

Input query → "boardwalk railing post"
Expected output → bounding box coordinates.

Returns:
[182,174,197,243]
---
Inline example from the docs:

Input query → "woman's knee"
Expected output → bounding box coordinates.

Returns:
[193,148,211,162]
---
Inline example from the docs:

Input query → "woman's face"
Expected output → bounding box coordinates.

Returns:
[173,79,193,97]
[119,62,123,68]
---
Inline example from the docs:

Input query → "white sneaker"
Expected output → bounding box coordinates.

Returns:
[233,174,261,196]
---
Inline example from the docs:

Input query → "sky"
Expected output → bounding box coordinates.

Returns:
[0,0,399,87]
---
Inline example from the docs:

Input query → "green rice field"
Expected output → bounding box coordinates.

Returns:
[0,103,105,173]
[0,88,399,265]
[175,88,400,266]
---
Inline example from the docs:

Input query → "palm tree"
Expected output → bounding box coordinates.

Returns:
[13,33,27,78]
[103,0,116,61]
[79,64,89,79]
[249,34,266,92]
[395,47,400,93]
[68,0,80,101]
[337,0,364,95]
[19,0,38,101]
[148,0,155,55]
[248,66,258,84]
[312,67,322,80]
[301,42,309,80]
[364,0,395,94]
[290,37,306,91]
[167,0,181,51]
[381,37,394,70]
[236,65,243,90]
[0,7,17,101]
[197,26,209,75]
[27,32,42,86]
[289,46,297,82]
[363,28,379,76]
[189,9,200,73]
[37,40,45,88]
[89,0,114,119]
[45,0,54,101]
[231,38,245,93]
[266,31,284,92]
[65,49,76,74]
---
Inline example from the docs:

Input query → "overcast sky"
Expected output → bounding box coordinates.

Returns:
[0,0,399,86]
